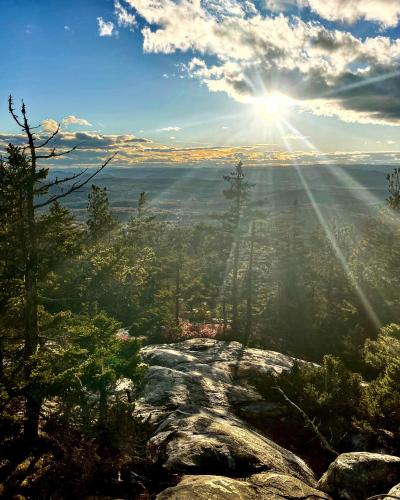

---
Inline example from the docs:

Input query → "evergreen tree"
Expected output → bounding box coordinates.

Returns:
[1,97,114,440]
[221,160,253,337]
[87,184,118,241]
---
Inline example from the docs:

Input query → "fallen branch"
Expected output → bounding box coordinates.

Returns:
[274,386,338,457]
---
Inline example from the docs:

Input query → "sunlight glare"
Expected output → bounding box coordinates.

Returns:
[252,93,294,122]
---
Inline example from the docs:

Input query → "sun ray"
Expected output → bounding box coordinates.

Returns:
[321,70,400,98]
[278,120,381,330]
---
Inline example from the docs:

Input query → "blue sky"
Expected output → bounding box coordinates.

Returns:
[2,0,400,166]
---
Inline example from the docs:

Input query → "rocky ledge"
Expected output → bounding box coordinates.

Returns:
[132,338,400,499]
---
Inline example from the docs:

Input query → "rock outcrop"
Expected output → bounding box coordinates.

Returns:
[317,452,400,499]
[386,482,400,497]
[135,338,320,495]
[135,338,400,499]
[156,472,330,499]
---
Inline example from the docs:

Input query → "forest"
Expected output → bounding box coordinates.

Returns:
[2,99,400,499]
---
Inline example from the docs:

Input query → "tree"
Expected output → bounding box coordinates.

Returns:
[386,168,400,210]
[32,311,144,430]
[2,96,115,441]
[222,160,253,336]
[87,184,118,241]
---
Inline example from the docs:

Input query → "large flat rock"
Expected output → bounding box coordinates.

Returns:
[135,338,317,486]
[137,338,299,422]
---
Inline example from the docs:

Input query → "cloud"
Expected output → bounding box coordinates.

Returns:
[159,126,181,131]
[97,17,115,37]
[25,24,34,35]
[41,118,59,133]
[64,25,70,31]
[115,0,136,28]
[266,0,305,12]
[62,115,92,127]
[266,0,400,27]
[306,0,400,28]
[118,0,400,125]
[1,130,399,167]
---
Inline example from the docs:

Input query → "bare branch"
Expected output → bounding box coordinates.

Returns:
[35,125,60,148]
[36,144,80,160]
[34,153,117,209]
[274,386,338,457]
[40,169,88,190]
[8,95,25,129]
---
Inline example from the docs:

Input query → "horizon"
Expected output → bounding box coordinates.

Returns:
[2,0,400,168]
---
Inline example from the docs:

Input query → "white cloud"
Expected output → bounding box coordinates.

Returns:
[64,25,70,31]
[115,0,136,28]
[62,115,92,127]
[41,118,59,134]
[97,17,115,37]
[266,0,305,12]
[266,0,400,27]
[159,126,181,131]
[306,0,400,28]
[121,0,400,125]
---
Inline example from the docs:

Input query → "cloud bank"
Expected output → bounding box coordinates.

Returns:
[1,130,398,168]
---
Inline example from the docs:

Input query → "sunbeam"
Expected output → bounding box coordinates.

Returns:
[279,120,381,330]
[321,70,400,98]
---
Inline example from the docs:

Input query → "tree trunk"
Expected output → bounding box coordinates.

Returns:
[175,262,181,326]
[231,238,240,335]
[244,222,255,345]
[98,385,108,427]
[23,122,40,442]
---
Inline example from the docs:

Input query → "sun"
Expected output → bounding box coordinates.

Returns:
[251,93,294,122]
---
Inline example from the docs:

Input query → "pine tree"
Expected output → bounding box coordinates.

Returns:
[1,96,114,440]
[221,160,253,337]
[87,184,118,241]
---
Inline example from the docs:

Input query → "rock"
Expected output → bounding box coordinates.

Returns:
[148,407,316,484]
[156,473,330,499]
[317,452,400,499]
[386,482,400,497]
[134,338,317,486]
[250,472,330,499]
[137,338,302,424]
[156,475,259,499]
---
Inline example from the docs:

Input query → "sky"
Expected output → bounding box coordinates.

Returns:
[2,0,400,167]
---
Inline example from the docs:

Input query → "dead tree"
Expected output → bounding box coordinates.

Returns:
[274,385,338,457]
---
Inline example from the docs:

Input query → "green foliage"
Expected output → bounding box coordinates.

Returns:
[30,311,145,427]
[87,184,118,240]
[255,356,363,449]
[362,323,400,433]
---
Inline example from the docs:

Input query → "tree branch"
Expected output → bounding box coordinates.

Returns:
[36,144,80,159]
[35,125,60,148]
[33,153,117,209]
[8,95,25,129]
[39,168,88,191]
[274,386,339,457]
